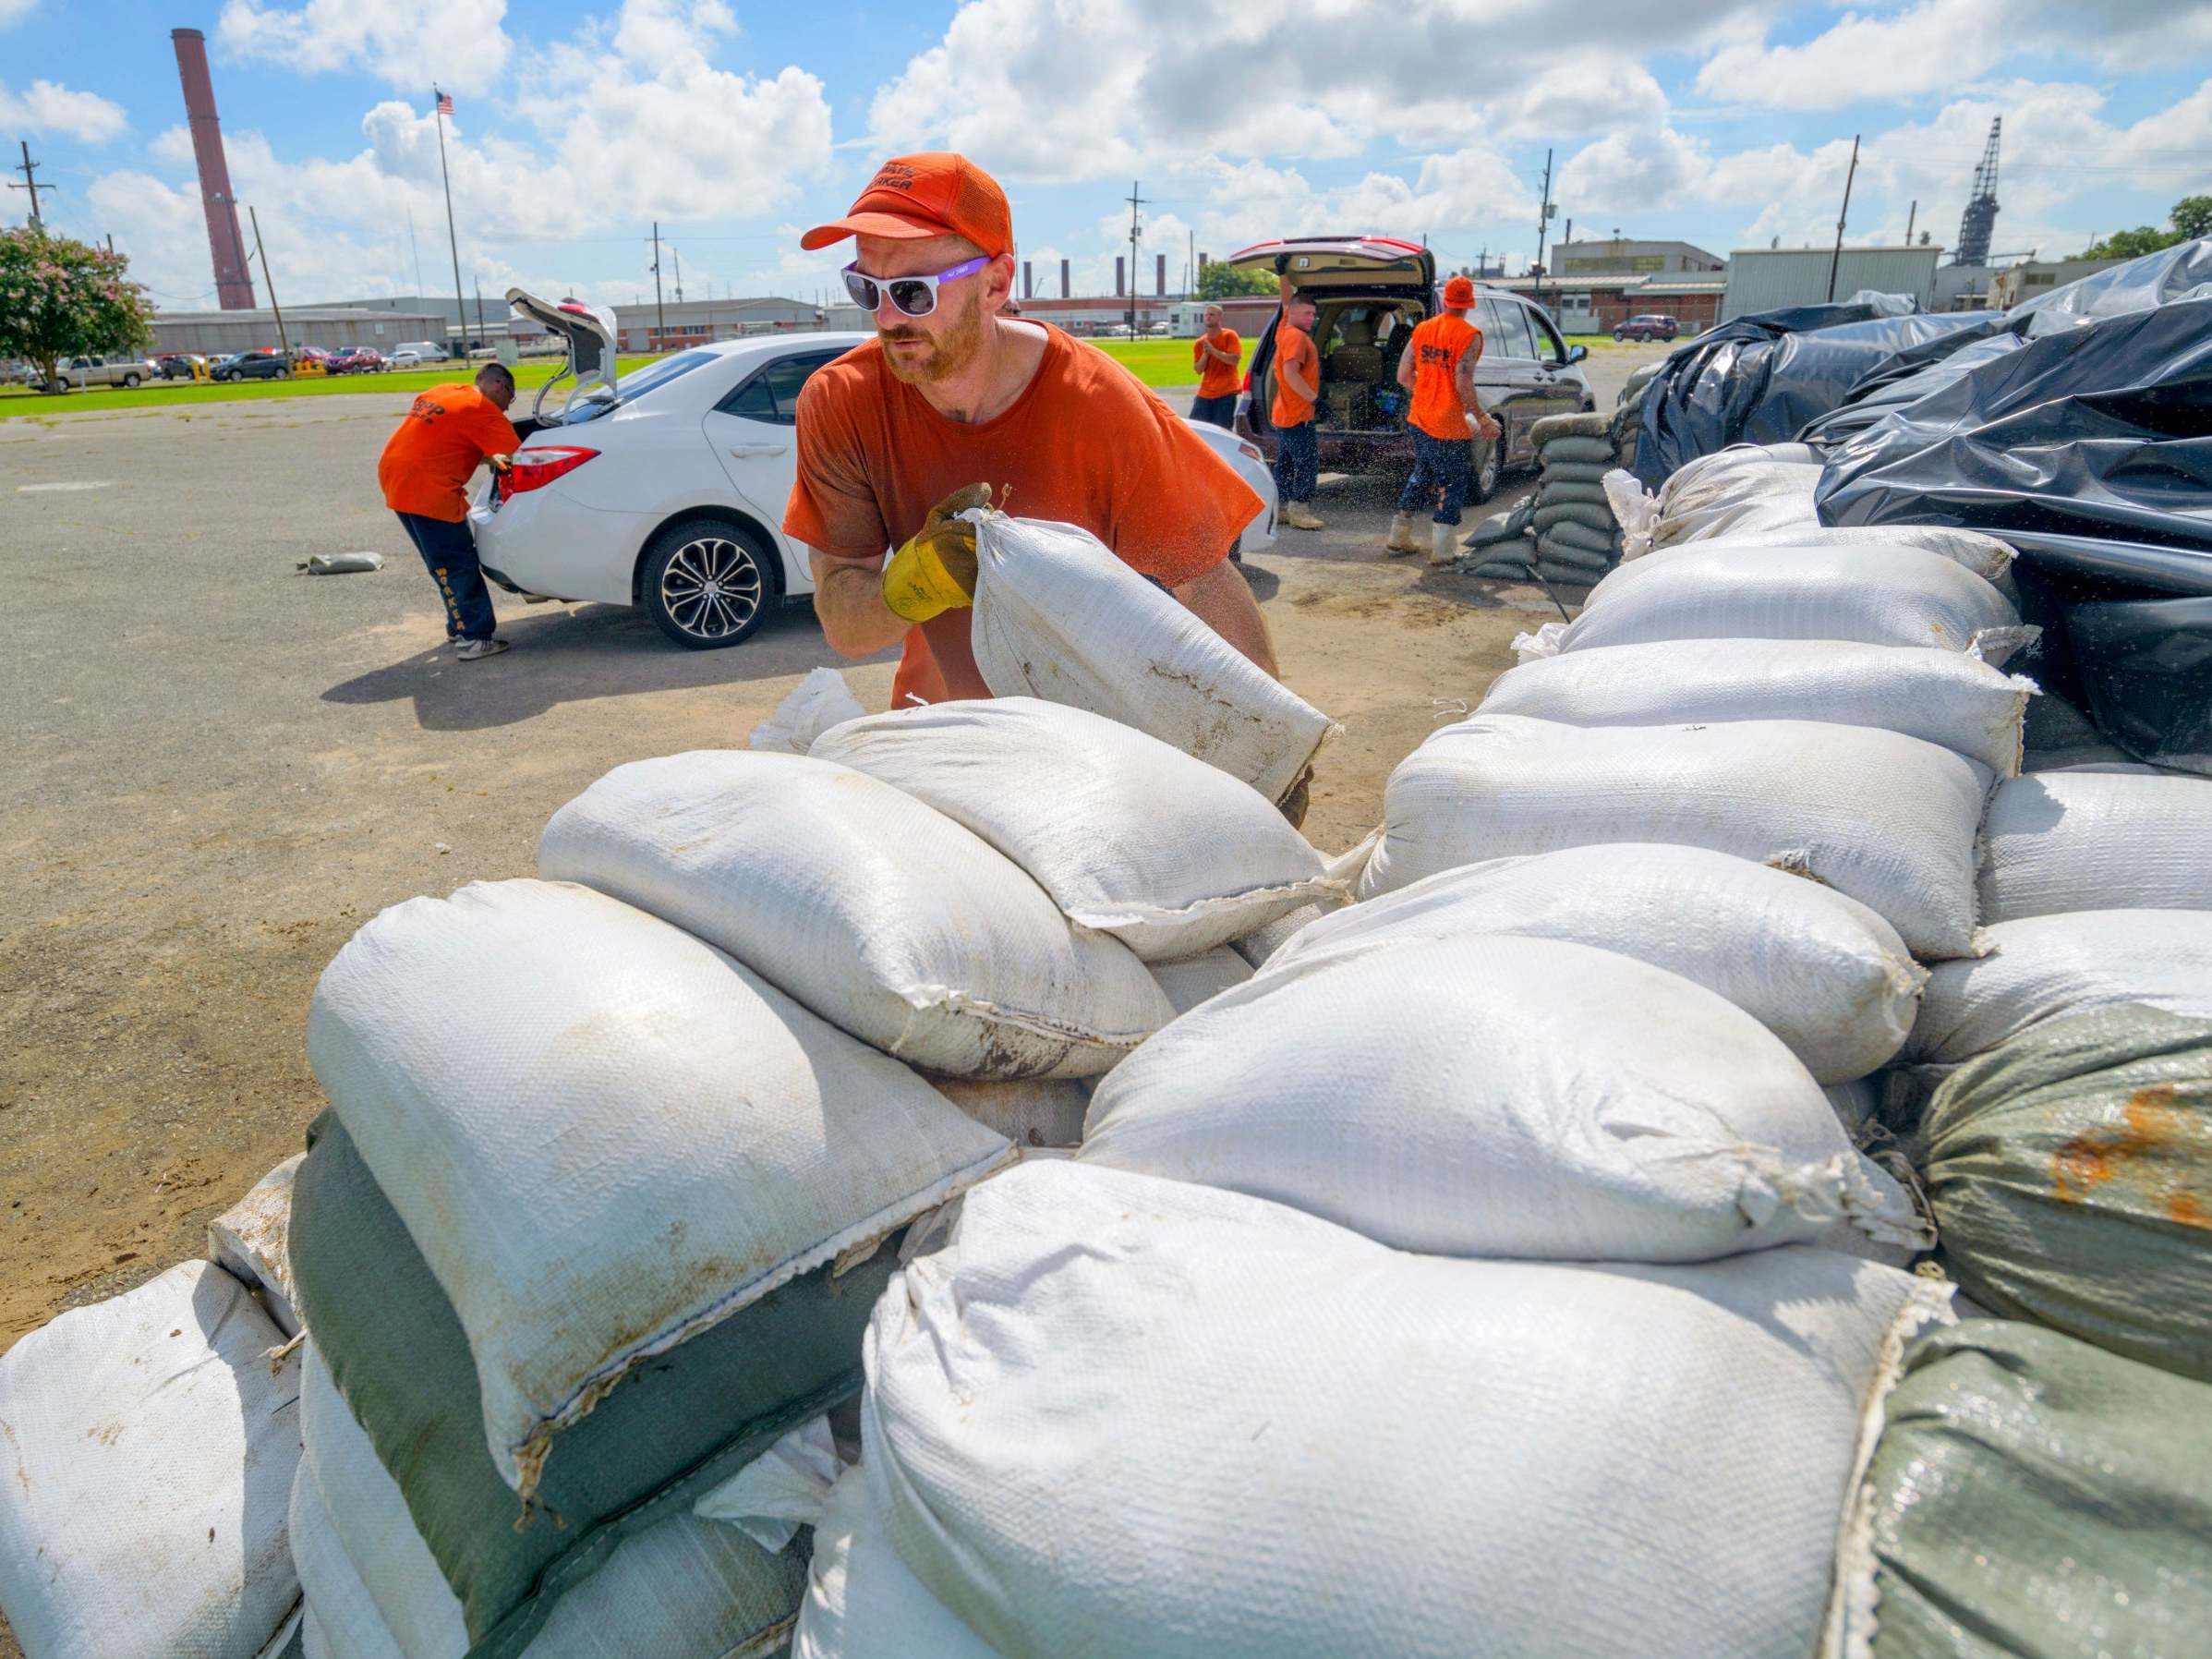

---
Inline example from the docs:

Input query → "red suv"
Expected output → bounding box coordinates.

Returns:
[1613,313,1679,342]
[328,346,386,374]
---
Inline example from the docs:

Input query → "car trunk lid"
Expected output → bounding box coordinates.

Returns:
[1226,236,1436,291]
[505,287,621,426]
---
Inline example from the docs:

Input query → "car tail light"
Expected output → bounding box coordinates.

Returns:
[1238,441,1263,462]
[500,445,598,497]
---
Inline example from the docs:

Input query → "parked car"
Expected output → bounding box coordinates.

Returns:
[391,340,447,363]
[1227,236,1592,502]
[326,346,385,374]
[31,353,159,391]
[1614,313,1680,343]
[211,349,291,382]
[470,322,1277,651]
[385,349,425,368]
[153,353,208,380]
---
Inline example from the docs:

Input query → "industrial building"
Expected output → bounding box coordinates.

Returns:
[149,306,451,357]
[1719,245,1946,320]
[1552,238,1724,276]
[1987,257,2123,309]
[1502,272,1726,336]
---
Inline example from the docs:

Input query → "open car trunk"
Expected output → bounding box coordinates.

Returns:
[505,288,621,428]
[1226,238,1438,438]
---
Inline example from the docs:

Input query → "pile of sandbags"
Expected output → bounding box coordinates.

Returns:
[1468,412,1626,587]
[1605,442,1823,559]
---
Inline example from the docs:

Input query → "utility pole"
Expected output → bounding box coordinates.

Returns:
[1124,179,1147,337]
[1904,199,1917,247]
[1532,148,1555,318]
[9,139,53,229]
[406,205,424,297]
[649,222,666,347]
[672,244,683,306]
[1825,134,1862,303]
[474,276,486,352]
[247,205,291,366]
[433,88,466,357]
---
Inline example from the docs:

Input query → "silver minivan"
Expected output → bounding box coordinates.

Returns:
[1227,236,1592,500]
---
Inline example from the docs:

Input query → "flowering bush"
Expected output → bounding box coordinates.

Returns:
[0,227,156,393]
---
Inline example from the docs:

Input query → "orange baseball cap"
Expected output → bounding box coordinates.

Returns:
[801,153,1012,257]
[1443,274,1477,308]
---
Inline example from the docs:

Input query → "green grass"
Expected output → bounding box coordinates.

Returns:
[0,356,664,419]
[1087,336,1258,389]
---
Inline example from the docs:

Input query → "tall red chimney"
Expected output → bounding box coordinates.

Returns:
[170,28,255,310]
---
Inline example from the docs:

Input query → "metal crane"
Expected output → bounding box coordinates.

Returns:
[1953,117,2001,267]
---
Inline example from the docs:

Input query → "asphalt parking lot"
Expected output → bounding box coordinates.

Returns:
[0,342,1663,1352]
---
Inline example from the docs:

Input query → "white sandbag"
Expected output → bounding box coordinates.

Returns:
[1531,543,2027,661]
[306,878,1011,1497]
[1361,715,1991,960]
[793,1466,999,1659]
[1480,638,2034,775]
[1906,910,2212,1066]
[929,1077,1091,1148]
[1700,525,2014,583]
[296,1343,808,1659]
[966,512,1336,804]
[748,666,865,755]
[1653,449,1821,545]
[694,1416,840,1554]
[812,698,1337,962]
[1227,901,1330,968]
[1083,933,1923,1261]
[1148,947,1253,1015]
[209,1153,306,1339]
[1978,770,2212,922]
[1604,468,1659,557]
[0,1261,302,1659]
[864,1159,1951,1659]
[538,750,1170,1078]
[1263,844,1925,1084]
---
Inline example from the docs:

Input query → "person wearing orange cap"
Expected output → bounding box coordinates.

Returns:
[1386,274,1502,566]
[781,152,1278,721]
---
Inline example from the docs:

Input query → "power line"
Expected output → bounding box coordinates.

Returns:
[9,139,54,228]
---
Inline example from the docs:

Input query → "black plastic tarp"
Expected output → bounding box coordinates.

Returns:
[1799,327,2021,449]
[1630,300,2008,487]
[1816,291,2212,769]
[2009,238,2212,333]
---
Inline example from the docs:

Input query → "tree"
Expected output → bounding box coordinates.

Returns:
[2069,193,2212,261]
[1196,260,1277,300]
[0,227,156,394]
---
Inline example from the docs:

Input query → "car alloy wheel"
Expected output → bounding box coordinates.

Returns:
[657,532,766,646]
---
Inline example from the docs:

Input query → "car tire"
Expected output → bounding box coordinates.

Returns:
[1469,433,1501,504]
[640,517,780,650]
[122,372,140,387]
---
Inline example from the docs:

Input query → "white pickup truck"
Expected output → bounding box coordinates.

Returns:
[34,353,159,391]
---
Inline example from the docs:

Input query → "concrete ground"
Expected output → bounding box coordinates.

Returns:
[0,342,1665,1364]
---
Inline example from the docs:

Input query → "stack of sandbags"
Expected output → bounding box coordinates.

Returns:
[1605,442,1822,558]
[1511,411,1626,586]
[0,1262,306,1659]
[814,1158,1949,1657]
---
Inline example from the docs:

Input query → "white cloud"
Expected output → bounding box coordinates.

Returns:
[0,79,127,143]
[1694,0,2212,111]
[217,0,514,94]
[0,0,38,26]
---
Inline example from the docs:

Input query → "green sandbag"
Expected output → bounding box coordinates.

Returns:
[1533,458,1613,485]
[1541,521,1620,558]
[1843,1318,2212,1659]
[1533,434,1615,466]
[1473,561,1536,581]
[1535,562,1604,588]
[1528,411,1612,444]
[289,1113,858,1659]
[1536,535,1614,574]
[1535,479,1612,510]
[1464,510,1531,549]
[1531,501,1617,537]
[1916,1004,2212,1384]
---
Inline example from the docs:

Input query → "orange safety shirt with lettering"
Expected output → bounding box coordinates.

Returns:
[1407,312,1482,441]
[378,384,520,522]
[783,323,1263,712]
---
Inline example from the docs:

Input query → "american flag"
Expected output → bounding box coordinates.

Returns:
[435,91,453,115]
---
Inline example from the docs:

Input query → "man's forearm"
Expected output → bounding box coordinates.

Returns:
[1176,556,1279,678]
[809,552,910,657]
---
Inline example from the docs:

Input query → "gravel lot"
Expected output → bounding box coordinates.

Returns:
[0,343,1665,1358]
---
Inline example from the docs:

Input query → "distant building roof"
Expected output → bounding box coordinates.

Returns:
[1633,277,1729,296]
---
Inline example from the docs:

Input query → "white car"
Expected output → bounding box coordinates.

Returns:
[471,321,1278,650]
[386,349,425,368]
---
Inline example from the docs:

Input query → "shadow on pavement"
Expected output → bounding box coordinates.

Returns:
[321,599,872,732]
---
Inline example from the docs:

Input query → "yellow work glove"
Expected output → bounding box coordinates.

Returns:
[881,483,991,624]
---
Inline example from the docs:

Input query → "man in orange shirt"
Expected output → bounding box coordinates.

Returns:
[1189,304,1240,429]
[1387,274,1502,567]
[1268,266,1324,531]
[782,153,1276,714]
[377,362,522,660]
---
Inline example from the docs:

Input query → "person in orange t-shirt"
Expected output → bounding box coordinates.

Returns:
[1387,274,1502,567]
[782,152,1274,716]
[1267,267,1324,531]
[377,362,523,660]
[1189,303,1241,429]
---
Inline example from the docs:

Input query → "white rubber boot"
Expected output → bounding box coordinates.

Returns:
[1384,513,1420,555]
[1427,521,1460,566]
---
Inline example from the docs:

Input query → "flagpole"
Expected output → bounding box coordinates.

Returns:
[433,86,467,360]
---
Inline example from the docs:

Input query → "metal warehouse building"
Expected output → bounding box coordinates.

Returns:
[150,307,451,357]
[1720,246,1944,320]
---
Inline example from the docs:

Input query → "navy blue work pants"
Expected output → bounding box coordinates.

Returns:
[1273,419,1318,504]
[395,512,498,642]
[1397,430,1475,526]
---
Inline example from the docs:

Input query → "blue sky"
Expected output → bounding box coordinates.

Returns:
[5,0,2208,314]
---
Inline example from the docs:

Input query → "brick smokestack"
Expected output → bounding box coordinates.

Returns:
[1022,260,1033,299]
[1115,257,1125,296]
[1059,260,1070,297]
[170,29,255,310]
[1155,253,1166,296]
